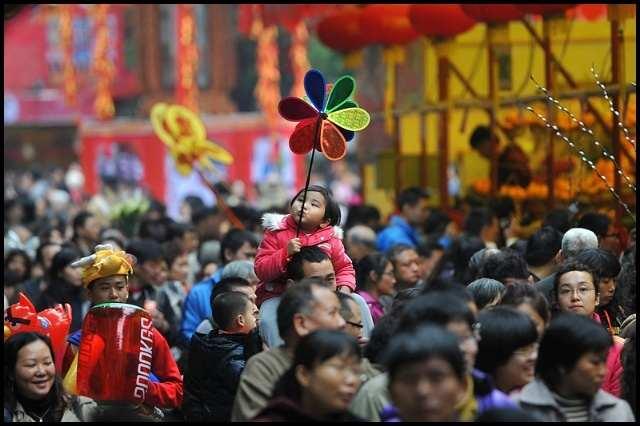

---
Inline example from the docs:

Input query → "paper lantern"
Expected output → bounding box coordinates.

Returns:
[360,4,419,46]
[409,4,476,38]
[461,4,525,24]
[316,8,371,53]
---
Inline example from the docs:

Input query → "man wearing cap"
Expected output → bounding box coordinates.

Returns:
[62,244,183,411]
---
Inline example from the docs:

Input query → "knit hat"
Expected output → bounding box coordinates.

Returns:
[70,244,136,287]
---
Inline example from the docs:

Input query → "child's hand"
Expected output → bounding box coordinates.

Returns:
[337,285,352,294]
[287,238,302,256]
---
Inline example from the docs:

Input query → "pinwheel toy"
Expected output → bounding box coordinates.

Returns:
[278,69,371,235]
[150,102,244,229]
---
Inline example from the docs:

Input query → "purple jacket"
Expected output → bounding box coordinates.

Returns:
[381,369,516,422]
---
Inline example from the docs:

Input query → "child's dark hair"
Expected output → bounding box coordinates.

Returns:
[291,185,341,227]
[212,291,252,331]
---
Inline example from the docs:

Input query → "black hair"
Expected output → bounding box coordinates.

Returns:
[276,278,331,340]
[364,315,399,365]
[212,291,252,331]
[125,238,164,265]
[499,281,551,325]
[383,325,466,382]
[138,217,174,243]
[463,208,496,237]
[286,245,331,282]
[422,281,474,306]
[4,332,67,421]
[543,209,572,234]
[467,278,505,311]
[355,252,390,293]
[416,240,444,258]
[161,240,186,268]
[423,208,451,236]
[47,247,82,283]
[475,407,538,422]
[230,205,262,232]
[478,249,530,283]
[508,239,528,258]
[273,330,361,401]
[168,222,196,241]
[525,226,562,267]
[468,248,501,282]
[72,211,94,234]
[209,276,251,310]
[220,228,258,264]
[470,125,492,150]
[389,287,422,317]
[191,206,220,225]
[577,212,611,238]
[552,260,600,302]
[536,313,612,389]
[475,306,538,375]
[397,291,475,332]
[573,248,621,279]
[4,249,33,282]
[396,186,429,211]
[448,235,487,285]
[291,185,341,227]
[344,204,381,230]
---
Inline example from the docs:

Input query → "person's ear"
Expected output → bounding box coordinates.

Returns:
[285,278,295,289]
[319,218,331,229]
[555,250,563,264]
[369,270,379,283]
[292,312,308,337]
[237,313,246,328]
[224,248,233,263]
[594,293,600,307]
[295,365,311,388]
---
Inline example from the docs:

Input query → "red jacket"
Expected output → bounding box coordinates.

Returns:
[593,312,623,397]
[255,214,355,306]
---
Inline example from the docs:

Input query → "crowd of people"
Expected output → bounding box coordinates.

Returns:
[3,164,637,422]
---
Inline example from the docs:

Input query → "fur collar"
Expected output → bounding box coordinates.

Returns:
[261,213,344,240]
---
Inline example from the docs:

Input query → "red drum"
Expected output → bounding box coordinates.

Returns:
[77,303,154,403]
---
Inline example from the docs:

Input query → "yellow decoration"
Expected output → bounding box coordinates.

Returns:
[382,46,406,135]
[63,352,79,394]
[343,50,364,69]
[92,4,115,120]
[150,102,233,176]
[73,244,135,288]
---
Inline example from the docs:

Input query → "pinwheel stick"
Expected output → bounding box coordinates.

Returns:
[295,115,325,237]
[196,169,245,230]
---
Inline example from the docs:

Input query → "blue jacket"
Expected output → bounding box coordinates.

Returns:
[180,269,222,342]
[376,215,420,253]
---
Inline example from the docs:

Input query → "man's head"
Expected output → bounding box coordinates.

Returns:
[213,291,259,334]
[525,226,562,271]
[71,244,136,305]
[210,276,256,310]
[72,211,101,244]
[577,212,621,256]
[560,228,598,260]
[221,260,259,289]
[336,292,363,341]
[286,246,336,290]
[464,208,499,244]
[277,278,345,345]
[126,239,168,287]
[387,244,421,290]
[469,125,499,159]
[573,248,621,308]
[220,228,258,265]
[478,249,532,286]
[396,187,430,227]
[345,225,377,263]
[417,241,444,282]
[193,206,228,241]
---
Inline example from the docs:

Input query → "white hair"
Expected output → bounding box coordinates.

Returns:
[221,260,257,281]
[561,228,598,258]
[346,225,377,246]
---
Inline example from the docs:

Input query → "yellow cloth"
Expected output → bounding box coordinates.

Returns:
[63,352,79,395]
[456,374,478,422]
[75,245,135,287]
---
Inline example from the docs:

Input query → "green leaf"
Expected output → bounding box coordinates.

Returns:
[327,107,371,131]
[326,76,355,112]
[329,99,358,113]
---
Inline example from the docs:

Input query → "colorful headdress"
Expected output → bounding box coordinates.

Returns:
[70,244,136,287]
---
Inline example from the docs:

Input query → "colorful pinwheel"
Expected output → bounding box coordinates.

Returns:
[278,69,370,161]
[150,102,233,176]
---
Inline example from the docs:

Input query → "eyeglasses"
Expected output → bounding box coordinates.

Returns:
[558,287,596,298]
[346,320,363,329]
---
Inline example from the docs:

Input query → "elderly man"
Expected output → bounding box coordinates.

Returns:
[63,244,183,412]
[535,228,599,303]
[345,225,377,264]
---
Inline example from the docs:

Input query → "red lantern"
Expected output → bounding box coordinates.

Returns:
[360,4,419,46]
[409,4,477,38]
[316,7,371,53]
[515,4,576,16]
[461,4,524,24]
[566,4,607,21]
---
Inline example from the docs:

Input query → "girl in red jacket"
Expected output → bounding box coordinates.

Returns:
[255,185,356,306]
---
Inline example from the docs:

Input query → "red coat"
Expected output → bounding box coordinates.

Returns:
[593,312,623,397]
[255,214,355,306]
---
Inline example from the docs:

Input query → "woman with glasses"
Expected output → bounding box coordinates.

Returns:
[355,253,396,324]
[253,330,365,421]
[475,307,539,397]
[514,314,634,422]
[552,260,623,397]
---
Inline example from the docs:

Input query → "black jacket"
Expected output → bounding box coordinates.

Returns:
[254,397,366,422]
[182,328,261,422]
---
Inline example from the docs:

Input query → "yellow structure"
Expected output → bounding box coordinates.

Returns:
[364,12,636,218]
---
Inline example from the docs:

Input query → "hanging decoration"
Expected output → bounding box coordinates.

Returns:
[253,17,281,137]
[289,22,310,98]
[150,102,244,229]
[92,4,115,120]
[278,69,371,235]
[316,7,370,69]
[59,5,77,107]
[176,4,199,112]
